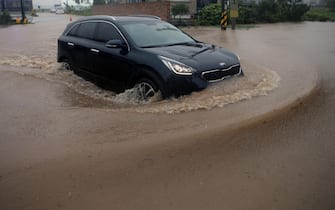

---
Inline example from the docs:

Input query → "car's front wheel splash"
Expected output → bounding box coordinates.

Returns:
[134,79,162,103]
[61,60,72,71]
[137,82,156,99]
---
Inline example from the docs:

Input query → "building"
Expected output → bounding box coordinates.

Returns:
[1,0,33,12]
[32,0,60,9]
[61,0,92,7]
[31,0,93,10]
[93,0,198,20]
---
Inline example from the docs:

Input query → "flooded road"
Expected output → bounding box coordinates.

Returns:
[0,14,335,210]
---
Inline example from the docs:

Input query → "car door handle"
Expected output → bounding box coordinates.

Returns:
[90,48,99,53]
[67,42,74,46]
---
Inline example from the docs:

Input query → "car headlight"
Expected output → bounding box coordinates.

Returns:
[159,56,194,76]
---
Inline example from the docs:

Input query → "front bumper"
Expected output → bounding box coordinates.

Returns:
[162,64,243,98]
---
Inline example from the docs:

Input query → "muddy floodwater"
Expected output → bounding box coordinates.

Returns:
[0,13,335,210]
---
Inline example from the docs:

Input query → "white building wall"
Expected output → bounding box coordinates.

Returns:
[61,0,93,7]
[33,0,62,9]
[33,0,93,9]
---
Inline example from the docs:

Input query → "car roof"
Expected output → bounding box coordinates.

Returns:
[63,15,162,35]
[74,15,161,23]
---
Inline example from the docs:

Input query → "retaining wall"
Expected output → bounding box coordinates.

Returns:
[92,2,171,21]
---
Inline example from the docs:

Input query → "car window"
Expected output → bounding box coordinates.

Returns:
[68,24,79,37]
[95,22,123,43]
[76,22,97,40]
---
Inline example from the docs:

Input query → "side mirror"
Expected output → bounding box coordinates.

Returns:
[106,40,124,48]
[106,39,129,55]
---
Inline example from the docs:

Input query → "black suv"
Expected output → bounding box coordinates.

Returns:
[57,15,243,100]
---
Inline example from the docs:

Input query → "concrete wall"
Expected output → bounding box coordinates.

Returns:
[92,2,171,21]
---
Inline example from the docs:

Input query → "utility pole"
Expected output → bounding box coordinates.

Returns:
[20,0,26,23]
[1,0,7,12]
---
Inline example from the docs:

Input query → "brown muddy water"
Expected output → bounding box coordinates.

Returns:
[1,13,335,210]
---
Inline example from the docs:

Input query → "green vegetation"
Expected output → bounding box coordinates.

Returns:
[237,4,258,24]
[68,8,92,16]
[325,0,335,11]
[0,11,11,24]
[198,1,310,25]
[304,8,335,21]
[93,0,106,5]
[198,4,222,25]
[172,3,189,19]
[63,3,92,16]
[237,0,310,23]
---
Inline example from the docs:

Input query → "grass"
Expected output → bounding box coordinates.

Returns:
[66,8,92,16]
[304,8,335,21]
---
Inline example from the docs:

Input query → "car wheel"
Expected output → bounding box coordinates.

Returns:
[61,59,72,71]
[135,78,159,102]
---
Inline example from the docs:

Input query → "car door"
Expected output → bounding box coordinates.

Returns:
[58,23,81,69]
[71,22,98,74]
[90,22,133,91]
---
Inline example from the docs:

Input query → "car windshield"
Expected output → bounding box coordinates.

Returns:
[120,21,195,48]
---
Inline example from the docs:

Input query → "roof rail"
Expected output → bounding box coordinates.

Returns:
[128,15,161,20]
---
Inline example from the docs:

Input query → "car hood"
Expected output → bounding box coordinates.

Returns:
[143,43,240,72]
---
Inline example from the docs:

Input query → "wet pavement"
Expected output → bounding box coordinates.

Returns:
[0,13,334,210]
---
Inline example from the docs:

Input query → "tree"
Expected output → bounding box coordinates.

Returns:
[237,4,258,24]
[326,0,335,11]
[198,4,221,25]
[172,3,189,19]
[94,0,106,5]
[257,0,279,22]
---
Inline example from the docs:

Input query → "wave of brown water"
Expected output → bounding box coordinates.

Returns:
[0,54,280,113]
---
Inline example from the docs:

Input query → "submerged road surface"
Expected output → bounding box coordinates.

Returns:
[0,14,335,210]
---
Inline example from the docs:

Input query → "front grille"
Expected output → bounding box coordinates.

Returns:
[202,64,241,82]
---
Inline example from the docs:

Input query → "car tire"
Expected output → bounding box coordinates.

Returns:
[135,78,160,102]
[61,59,73,71]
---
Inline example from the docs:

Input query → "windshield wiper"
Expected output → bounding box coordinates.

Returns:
[141,45,165,48]
[141,42,201,48]
[164,42,203,47]
[141,41,212,49]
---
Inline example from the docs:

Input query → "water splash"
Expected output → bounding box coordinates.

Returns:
[0,55,56,70]
[129,65,280,114]
[0,55,280,114]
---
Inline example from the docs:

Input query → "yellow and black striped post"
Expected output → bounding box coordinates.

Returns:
[220,10,228,30]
